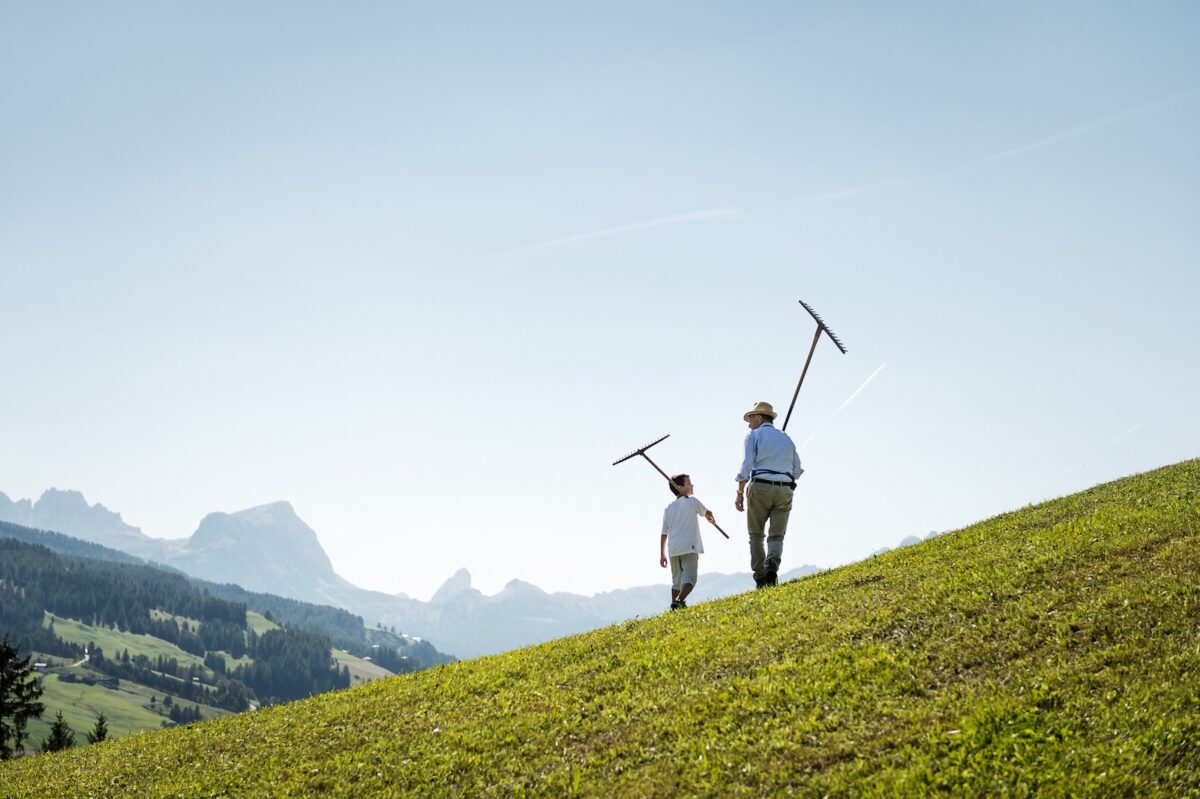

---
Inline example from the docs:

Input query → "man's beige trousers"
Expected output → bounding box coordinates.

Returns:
[746,482,793,579]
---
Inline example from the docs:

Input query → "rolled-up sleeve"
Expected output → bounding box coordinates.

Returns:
[736,431,756,482]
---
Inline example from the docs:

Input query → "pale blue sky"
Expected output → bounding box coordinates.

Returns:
[3,2,1198,599]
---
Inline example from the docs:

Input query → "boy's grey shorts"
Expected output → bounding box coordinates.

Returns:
[669,553,699,589]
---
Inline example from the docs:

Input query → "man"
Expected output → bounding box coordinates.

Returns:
[734,401,803,588]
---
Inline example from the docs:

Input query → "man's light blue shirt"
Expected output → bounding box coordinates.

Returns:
[736,422,804,483]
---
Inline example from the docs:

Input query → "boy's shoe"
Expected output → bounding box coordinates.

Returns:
[677,599,687,609]
[670,599,683,611]
[764,570,778,587]
[754,576,766,590]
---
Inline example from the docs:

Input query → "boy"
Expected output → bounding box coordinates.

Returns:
[660,473,717,610]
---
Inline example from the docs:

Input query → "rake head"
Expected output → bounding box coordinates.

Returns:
[799,299,848,354]
[612,434,670,466]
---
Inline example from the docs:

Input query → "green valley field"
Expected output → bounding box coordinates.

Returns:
[12,609,395,750]
[22,668,213,746]
[3,460,1198,797]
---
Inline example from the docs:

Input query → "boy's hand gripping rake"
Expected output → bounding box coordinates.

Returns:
[613,435,729,538]
[781,300,849,432]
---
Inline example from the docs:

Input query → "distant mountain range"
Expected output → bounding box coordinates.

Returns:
[0,488,159,559]
[0,488,926,659]
[0,489,357,604]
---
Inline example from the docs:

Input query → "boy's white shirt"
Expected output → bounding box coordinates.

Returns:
[661,496,707,556]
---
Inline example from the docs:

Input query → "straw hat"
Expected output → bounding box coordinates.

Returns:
[743,401,777,422]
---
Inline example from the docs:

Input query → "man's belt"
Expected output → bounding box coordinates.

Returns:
[750,477,796,488]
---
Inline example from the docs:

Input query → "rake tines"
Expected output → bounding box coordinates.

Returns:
[799,299,848,355]
[612,434,670,466]
[782,299,850,431]
[611,433,729,539]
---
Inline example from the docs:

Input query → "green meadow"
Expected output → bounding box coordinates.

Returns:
[149,609,205,630]
[45,613,210,672]
[332,649,395,686]
[18,609,388,749]
[21,673,219,748]
[18,645,235,749]
[245,610,280,635]
[3,459,1198,797]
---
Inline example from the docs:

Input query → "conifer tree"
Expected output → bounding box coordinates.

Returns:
[86,712,108,744]
[40,711,74,752]
[0,635,45,759]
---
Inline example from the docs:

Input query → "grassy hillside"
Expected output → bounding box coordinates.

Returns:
[47,613,211,672]
[21,611,391,749]
[22,617,237,750]
[23,670,227,746]
[245,610,281,635]
[3,460,1198,797]
[332,649,395,686]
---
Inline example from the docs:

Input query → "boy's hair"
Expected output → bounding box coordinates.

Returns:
[669,474,689,497]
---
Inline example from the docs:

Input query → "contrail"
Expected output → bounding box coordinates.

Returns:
[500,208,740,255]
[833,362,887,414]
[1048,419,1150,483]
[800,362,887,450]
[1105,421,1145,448]
[1050,462,1085,481]
[972,94,1186,165]
[796,93,1194,207]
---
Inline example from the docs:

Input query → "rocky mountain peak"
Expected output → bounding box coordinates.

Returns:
[174,501,338,601]
[0,491,34,523]
[0,487,157,557]
[231,501,299,526]
[499,579,547,599]
[36,488,134,528]
[190,504,329,562]
[432,568,478,603]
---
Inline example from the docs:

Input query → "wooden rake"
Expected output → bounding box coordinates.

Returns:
[781,300,849,432]
[613,434,729,538]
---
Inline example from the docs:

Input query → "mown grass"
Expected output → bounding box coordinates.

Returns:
[21,655,234,749]
[3,460,1198,797]
[21,673,207,747]
[332,649,394,686]
[45,613,210,672]
[245,611,280,635]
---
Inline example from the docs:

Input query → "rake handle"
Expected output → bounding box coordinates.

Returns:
[638,452,674,485]
[640,453,731,539]
[782,324,824,432]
